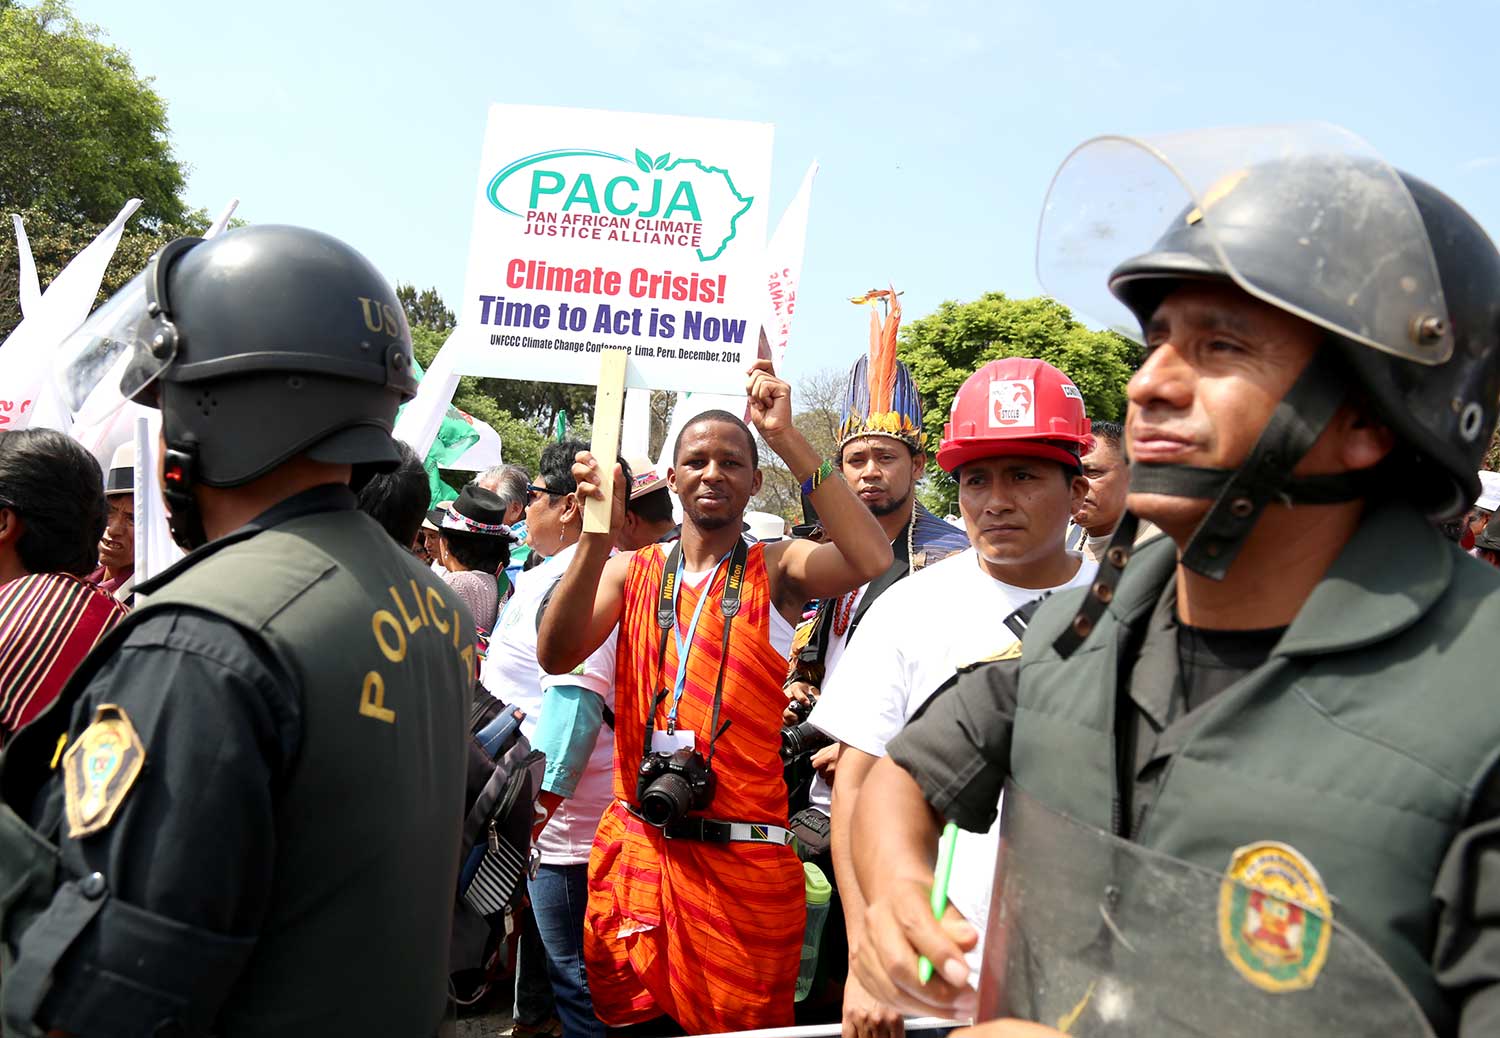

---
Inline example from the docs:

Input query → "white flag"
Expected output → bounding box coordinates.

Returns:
[762,161,818,371]
[12,215,39,319]
[70,200,242,472]
[132,411,184,588]
[0,198,142,433]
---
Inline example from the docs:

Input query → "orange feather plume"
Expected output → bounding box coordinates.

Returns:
[867,283,901,415]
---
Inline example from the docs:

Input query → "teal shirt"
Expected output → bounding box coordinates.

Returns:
[533,684,606,799]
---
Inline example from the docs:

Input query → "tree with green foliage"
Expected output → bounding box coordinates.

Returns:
[0,0,200,340]
[395,284,455,333]
[898,292,1140,514]
[0,0,188,228]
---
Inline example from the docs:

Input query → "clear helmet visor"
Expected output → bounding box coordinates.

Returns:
[1036,122,1453,365]
[55,260,180,413]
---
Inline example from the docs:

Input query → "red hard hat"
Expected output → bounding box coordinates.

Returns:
[937,357,1091,474]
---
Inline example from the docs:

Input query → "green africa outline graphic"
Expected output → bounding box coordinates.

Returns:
[486,147,755,262]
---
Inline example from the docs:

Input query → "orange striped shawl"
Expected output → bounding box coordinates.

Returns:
[585,542,803,1033]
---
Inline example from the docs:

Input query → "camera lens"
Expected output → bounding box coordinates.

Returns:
[640,771,693,827]
[780,720,835,762]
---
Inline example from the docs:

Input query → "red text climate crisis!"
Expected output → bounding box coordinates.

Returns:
[505,259,728,305]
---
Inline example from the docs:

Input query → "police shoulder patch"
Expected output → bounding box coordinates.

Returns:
[958,640,1023,673]
[1218,841,1333,993]
[63,704,146,839]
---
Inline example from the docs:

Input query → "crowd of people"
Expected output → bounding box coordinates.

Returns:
[0,124,1499,1038]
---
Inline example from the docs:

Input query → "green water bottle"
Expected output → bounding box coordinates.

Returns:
[796,861,833,1002]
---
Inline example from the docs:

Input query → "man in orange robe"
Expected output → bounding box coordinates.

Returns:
[539,360,894,1033]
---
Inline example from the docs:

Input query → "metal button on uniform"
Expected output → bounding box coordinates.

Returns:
[79,872,107,899]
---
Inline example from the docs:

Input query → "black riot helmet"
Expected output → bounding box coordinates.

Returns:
[1036,124,1500,653]
[1108,165,1500,521]
[59,225,419,549]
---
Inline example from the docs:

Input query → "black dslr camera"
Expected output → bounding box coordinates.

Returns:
[636,748,717,827]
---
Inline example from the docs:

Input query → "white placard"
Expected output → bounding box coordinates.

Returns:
[452,104,773,393]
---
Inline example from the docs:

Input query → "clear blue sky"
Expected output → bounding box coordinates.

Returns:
[70,0,1500,388]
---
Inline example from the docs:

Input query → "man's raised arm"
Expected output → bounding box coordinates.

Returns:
[537,455,630,675]
[747,359,892,606]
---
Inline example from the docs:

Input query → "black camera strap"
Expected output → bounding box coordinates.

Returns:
[641,537,748,776]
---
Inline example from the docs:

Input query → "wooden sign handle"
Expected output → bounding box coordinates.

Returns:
[584,349,629,534]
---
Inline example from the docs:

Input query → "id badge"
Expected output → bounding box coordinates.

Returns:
[651,729,696,754]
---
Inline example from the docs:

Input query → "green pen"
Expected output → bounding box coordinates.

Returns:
[918,821,960,984]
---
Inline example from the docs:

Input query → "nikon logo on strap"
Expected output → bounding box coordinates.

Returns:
[723,561,745,617]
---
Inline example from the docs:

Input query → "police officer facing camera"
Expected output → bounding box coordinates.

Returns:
[0,226,477,1037]
[850,126,1500,1038]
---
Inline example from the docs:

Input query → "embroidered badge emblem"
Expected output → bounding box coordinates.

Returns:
[1218,841,1333,993]
[63,704,146,839]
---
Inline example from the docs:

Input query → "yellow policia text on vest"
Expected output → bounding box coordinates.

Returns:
[364,579,476,724]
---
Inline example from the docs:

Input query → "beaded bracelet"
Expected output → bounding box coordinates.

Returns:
[800,458,835,497]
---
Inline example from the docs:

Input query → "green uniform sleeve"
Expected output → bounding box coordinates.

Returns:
[533,684,606,799]
[886,654,1020,834]
[1433,755,1500,1036]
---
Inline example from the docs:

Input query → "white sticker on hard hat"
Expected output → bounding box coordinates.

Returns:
[989,379,1036,429]
[1060,383,1082,400]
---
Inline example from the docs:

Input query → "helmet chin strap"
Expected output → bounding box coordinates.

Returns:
[160,437,209,552]
[1053,349,1367,659]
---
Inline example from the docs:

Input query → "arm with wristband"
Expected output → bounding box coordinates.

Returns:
[748,359,892,619]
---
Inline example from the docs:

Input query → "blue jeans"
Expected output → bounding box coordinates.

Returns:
[529,863,607,1038]
[514,900,556,1026]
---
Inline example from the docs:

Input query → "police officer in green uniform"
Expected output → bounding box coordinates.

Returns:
[846,126,1500,1038]
[0,225,476,1037]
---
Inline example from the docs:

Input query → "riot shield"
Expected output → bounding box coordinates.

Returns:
[979,783,1435,1037]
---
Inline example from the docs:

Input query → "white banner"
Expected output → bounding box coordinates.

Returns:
[0,197,142,433]
[451,104,773,394]
[763,160,818,371]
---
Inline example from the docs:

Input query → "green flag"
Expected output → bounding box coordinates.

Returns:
[399,354,478,506]
[554,411,569,442]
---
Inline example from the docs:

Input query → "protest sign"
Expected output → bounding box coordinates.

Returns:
[453,104,773,394]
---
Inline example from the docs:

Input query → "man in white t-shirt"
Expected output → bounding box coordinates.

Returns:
[810,357,1097,1038]
[779,333,967,1024]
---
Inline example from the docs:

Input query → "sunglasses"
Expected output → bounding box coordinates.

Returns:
[525,485,568,503]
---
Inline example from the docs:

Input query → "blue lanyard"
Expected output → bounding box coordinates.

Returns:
[666,551,732,732]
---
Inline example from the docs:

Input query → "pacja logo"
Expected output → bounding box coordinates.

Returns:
[485,146,753,262]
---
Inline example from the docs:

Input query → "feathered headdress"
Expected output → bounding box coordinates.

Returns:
[838,285,924,452]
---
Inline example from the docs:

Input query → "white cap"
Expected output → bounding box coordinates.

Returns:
[1478,470,1500,513]
[744,510,786,542]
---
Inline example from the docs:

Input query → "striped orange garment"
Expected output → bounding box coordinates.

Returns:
[0,573,129,744]
[586,542,804,1034]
